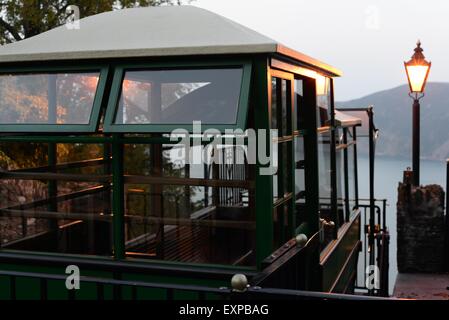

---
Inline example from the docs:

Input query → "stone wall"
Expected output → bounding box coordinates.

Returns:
[397,181,446,273]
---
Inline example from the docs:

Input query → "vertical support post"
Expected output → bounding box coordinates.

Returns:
[301,76,321,291]
[254,56,273,268]
[103,139,112,253]
[445,159,449,271]
[275,78,285,244]
[353,127,359,208]
[329,79,338,238]
[343,128,350,222]
[412,99,420,186]
[288,78,296,237]
[368,107,375,295]
[301,78,319,235]
[112,134,125,260]
[103,140,112,215]
[151,142,164,259]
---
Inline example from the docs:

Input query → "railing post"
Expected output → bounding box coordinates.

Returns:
[445,159,449,271]
[383,233,390,297]
[367,107,375,295]
[353,127,359,208]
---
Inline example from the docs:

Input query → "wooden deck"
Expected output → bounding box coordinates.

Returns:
[393,273,449,300]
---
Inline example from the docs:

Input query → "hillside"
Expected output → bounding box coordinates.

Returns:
[338,82,449,161]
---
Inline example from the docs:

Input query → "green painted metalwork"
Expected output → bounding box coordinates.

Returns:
[343,128,351,222]
[329,78,339,238]
[0,64,110,133]
[0,135,112,143]
[0,51,369,299]
[253,56,273,268]
[112,134,125,260]
[103,59,252,133]
[320,212,361,293]
[287,80,296,237]
[353,127,359,208]
[301,77,319,235]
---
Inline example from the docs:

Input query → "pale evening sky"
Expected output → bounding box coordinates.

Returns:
[194,0,449,101]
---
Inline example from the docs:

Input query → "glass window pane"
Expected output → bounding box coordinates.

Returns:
[0,142,112,256]
[115,68,243,125]
[282,141,292,195]
[123,142,255,266]
[271,77,277,130]
[294,136,305,198]
[272,77,291,137]
[281,79,291,136]
[316,76,331,128]
[0,72,100,124]
[124,183,254,266]
[273,204,288,249]
[347,130,356,212]
[318,131,331,213]
[336,148,346,223]
[294,79,303,131]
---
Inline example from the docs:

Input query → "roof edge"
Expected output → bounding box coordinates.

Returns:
[276,44,342,77]
[0,43,279,64]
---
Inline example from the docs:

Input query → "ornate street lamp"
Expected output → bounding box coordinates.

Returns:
[404,40,431,186]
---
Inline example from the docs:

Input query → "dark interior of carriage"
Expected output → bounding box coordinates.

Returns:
[0,67,256,266]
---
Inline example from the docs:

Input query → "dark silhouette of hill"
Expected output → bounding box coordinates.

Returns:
[338,82,449,160]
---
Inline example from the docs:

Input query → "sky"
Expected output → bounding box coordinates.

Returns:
[193,0,449,101]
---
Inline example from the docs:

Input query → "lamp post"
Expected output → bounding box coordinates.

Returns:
[404,40,431,186]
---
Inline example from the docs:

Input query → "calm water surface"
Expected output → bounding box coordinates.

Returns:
[357,155,447,293]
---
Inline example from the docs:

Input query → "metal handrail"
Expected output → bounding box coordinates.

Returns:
[0,269,393,300]
[354,199,390,297]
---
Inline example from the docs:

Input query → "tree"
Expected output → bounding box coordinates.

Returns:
[0,0,183,44]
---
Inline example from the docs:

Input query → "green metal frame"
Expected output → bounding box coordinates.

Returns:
[103,60,252,133]
[253,56,273,268]
[269,69,296,248]
[0,64,110,133]
[0,54,356,279]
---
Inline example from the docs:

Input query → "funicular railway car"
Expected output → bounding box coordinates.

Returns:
[0,6,383,299]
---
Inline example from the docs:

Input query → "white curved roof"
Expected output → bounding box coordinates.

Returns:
[0,5,341,76]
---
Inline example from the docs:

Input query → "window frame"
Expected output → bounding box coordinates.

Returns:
[103,60,252,133]
[0,64,110,133]
[269,68,295,248]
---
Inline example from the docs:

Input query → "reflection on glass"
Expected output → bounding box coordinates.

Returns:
[347,129,356,212]
[294,136,305,198]
[294,79,303,131]
[281,79,288,136]
[115,68,243,125]
[271,77,291,137]
[273,204,288,249]
[271,77,277,130]
[318,132,331,209]
[123,143,255,266]
[282,142,292,195]
[336,147,346,223]
[316,76,331,127]
[0,72,100,124]
[123,183,254,266]
[0,142,112,256]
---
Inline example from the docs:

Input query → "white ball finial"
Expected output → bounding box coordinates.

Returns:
[295,234,308,248]
[231,274,248,292]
